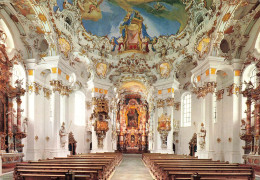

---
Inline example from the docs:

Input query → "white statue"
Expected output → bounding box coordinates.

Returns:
[59,122,67,148]
[116,121,120,131]
[199,123,206,149]
[22,118,28,134]
[240,119,246,137]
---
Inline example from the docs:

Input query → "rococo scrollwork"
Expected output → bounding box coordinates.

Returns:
[192,82,217,98]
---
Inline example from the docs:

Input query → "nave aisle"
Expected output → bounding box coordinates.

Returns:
[111,154,153,180]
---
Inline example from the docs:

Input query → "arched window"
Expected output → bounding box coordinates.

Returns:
[182,93,191,127]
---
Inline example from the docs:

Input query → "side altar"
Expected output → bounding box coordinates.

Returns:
[0,31,26,174]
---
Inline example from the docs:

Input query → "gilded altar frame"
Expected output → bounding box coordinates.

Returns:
[124,105,142,128]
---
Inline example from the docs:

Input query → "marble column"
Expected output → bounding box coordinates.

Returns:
[15,96,24,152]
[50,81,68,157]
[148,109,154,151]
[25,59,37,160]
[254,100,260,154]
[230,70,242,163]
[166,105,174,153]
[7,99,13,135]
[7,98,14,152]
[246,98,252,135]
[16,97,22,133]
[0,156,2,175]
[203,92,215,159]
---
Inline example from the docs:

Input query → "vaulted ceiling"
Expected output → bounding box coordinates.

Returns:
[0,0,259,98]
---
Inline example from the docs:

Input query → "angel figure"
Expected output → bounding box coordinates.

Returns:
[22,118,28,134]
[77,0,104,21]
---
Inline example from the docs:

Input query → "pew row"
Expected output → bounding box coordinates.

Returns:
[142,153,254,180]
[14,152,122,180]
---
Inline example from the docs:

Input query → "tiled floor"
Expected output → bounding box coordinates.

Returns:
[111,154,154,180]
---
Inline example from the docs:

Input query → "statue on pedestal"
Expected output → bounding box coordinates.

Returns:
[22,118,28,134]
[198,123,206,149]
[59,122,67,148]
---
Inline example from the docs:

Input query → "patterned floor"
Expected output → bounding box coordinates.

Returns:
[111,154,153,180]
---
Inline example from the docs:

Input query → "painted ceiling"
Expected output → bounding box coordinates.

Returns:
[1,0,259,98]
[54,0,206,38]
[120,81,147,94]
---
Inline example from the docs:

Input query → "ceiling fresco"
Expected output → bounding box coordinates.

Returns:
[54,0,190,38]
[119,81,148,95]
[1,0,259,99]
[12,0,36,20]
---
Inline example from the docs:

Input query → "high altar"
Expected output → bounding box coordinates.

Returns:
[0,35,26,170]
[117,96,149,153]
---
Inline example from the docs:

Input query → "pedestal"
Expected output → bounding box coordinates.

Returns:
[243,154,260,166]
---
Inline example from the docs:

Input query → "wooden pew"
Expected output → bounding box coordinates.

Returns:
[14,152,122,180]
[15,169,99,179]
[142,153,254,180]
[169,171,253,180]
[34,158,117,177]
[16,162,111,179]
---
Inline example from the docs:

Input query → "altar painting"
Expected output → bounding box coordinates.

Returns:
[127,108,139,128]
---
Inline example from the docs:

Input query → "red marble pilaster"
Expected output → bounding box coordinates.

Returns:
[255,103,260,136]
[7,100,13,136]
[16,97,22,133]
[246,98,252,135]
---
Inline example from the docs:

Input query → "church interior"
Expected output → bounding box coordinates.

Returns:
[0,0,259,179]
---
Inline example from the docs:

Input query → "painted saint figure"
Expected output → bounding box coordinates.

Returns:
[127,109,138,128]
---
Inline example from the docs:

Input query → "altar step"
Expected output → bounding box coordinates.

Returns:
[115,150,150,154]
